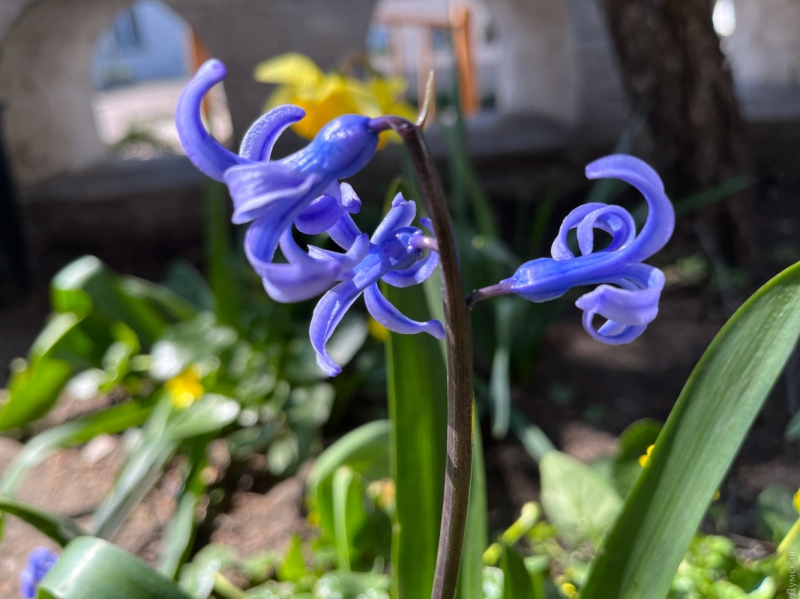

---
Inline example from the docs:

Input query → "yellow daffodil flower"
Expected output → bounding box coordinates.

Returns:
[165,365,205,409]
[254,53,417,146]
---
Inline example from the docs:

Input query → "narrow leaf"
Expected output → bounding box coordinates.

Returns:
[0,496,87,546]
[582,261,800,599]
[384,282,447,599]
[38,536,193,599]
[457,421,487,599]
[500,546,535,599]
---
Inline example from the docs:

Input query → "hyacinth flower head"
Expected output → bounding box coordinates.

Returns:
[310,193,444,376]
[470,154,674,344]
[176,59,381,300]
[20,547,57,599]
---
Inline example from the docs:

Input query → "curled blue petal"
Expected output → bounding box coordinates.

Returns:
[552,203,637,260]
[328,213,364,250]
[243,184,319,271]
[482,154,673,345]
[239,104,306,161]
[576,265,664,344]
[224,161,317,225]
[585,154,674,263]
[382,250,440,287]
[175,60,246,181]
[295,186,348,235]
[339,182,362,213]
[20,547,58,599]
[306,196,442,376]
[311,280,369,376]
[256,229,369,303]
[364,283,445,338]
[371,194,416,243]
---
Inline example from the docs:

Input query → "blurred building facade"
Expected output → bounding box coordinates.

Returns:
[0,0,797,224]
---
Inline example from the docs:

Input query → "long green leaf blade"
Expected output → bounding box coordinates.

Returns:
[384,283,447,599]
[582,261,800,599]
[0,496,88,546]
[457,421,487,599]
[38,536,193,599]
[1,400,154,496]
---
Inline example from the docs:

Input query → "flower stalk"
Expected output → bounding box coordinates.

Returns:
[371,114,474,599]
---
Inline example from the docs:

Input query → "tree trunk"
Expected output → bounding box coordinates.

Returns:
[602,0,758,269]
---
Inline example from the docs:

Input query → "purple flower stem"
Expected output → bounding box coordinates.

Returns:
[466,282,513,308]
[371,115,473,599]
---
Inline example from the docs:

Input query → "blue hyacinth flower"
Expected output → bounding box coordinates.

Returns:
[310,193,444,376]
[176,59,381,300]
[20,547,57,599]
[489,154,674,344]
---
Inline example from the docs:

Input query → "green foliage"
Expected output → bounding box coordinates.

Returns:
[38,536,193,599]
[582,261,800,599]
[0,246,367,575]
[540,451,622,548]
[384,282,448,598]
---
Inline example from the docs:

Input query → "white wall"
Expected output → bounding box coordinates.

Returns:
[726,0,800,86]
[489,0,580,125]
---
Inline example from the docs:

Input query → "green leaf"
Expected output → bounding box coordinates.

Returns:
[612,419,662,497]
[160,260,214,313]
[383,282,447,599]
[120,277,199,322]
[308,420,390,524]
[539,451,622,548]
[756,485,798,544]
[92,394,238,538]
[0,495,88,546]
[276,534,309,583]
[581,261,800,599]
[510,408,556,463]
[149,314,237,380]
[179,544,236,599]
[490,298,514,439]
[0,356,73,431]
[159,438,210,579]
[38,536,193,599]
[457,422,487,599]
[52,256,170,346]
[331,466,368,571]
[308,420,391,499]
[500,546,536,599]
[1,399,154,495]
[205,180,242,330]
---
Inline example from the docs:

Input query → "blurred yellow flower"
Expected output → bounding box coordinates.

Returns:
[165,365,204,409]
[794,488,800,513]
[638,444,655,468]
[561,582,578,598]
[368,316,389,342]
[254,53,417,146]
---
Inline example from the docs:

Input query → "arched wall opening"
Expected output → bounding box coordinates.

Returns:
[0,0,380,187]
[90,1,232,161]
[0,0,148,186]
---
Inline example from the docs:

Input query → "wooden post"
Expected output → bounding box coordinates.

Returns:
[450,6,478,116]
